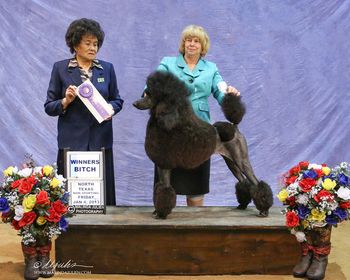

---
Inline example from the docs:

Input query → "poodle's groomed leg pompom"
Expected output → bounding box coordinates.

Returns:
[153,182,176,219]
[235,179,252,210]
[251,181,274,217]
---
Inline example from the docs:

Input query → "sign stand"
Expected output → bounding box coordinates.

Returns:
[64,148,107,214]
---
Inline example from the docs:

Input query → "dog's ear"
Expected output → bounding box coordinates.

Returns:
[155,102,180,131]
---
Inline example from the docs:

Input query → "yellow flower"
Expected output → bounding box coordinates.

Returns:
[322,178,336,190]
[302,219,310,229]
[23,195,37,212]
[322,166,331,176]
[50,177,60,188]
[36,216,47,226]
[3,166,14,176]
[43,165,54,176]
[277,189,289,202]
[309,209,326,222]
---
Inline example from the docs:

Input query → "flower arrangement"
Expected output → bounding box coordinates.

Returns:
[0,157,70,245]
[278,161,350,242]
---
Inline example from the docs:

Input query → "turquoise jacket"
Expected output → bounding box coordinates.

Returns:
[157,55,226,123]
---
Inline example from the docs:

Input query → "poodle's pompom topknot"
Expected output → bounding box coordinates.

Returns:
[221,95,246,125]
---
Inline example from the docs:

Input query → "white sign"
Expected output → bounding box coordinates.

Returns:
[69,180,104,206]
[67,151,103,179]
[66,151,106,214]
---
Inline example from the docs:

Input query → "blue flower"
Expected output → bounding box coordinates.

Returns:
[60,192,70,204]
[334,207,348,221]
[325,173,337,181]
[59,216,69,232]
[297,205,310,220]
[325,215,338,226]
[338,174,350,186]
[303,170,318,179]
[0,198,10,213]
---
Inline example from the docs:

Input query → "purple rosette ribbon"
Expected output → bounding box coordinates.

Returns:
[79,83,111,120]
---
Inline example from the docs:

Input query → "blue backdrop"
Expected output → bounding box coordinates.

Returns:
[1,0,349,206]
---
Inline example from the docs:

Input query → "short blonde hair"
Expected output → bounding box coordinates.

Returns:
[179,25,210,57]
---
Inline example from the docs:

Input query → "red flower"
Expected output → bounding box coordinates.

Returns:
[314,168,324,178]
[12,220,21,230]
[298,161,309,170]
[289,166,300,176]
[286,211,299,227]
[36,190,50,205]
[18,211,37,228]
[46,208,61,223]
[285,175,297,185]
[18,176,37,194]
[286,196,296,207]
[314,190,332,203]
[52,200,67,215]
[339,201,350,209]
[11,179,22,189]
[299,178,317,192]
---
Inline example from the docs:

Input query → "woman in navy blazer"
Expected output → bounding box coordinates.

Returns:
[44,18,123,205]
[152,25,240,206]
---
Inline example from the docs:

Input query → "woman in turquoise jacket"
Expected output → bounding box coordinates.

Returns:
[154,25,240,206]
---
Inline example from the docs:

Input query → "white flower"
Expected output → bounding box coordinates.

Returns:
[17,168,32,177]
[12,166,19,175]
[337,187,350,200]
[294,231,306,243]
[308,163,323,170]
[14,205,24,221]
[34,167,43,174]
[327,201,338,211]
[286,182,299,196]
[296,194,309,205]
[56,174,66,186]
[310,187,320,197]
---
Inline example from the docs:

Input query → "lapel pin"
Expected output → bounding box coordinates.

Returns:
[97,77,105,83]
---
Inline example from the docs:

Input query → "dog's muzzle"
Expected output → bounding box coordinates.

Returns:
[133,95,152,110]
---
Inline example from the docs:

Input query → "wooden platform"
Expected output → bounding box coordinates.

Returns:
[55,206,299,275]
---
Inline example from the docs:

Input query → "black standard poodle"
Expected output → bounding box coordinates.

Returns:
[133,71,273,219]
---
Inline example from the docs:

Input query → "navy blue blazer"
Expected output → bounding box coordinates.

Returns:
[44,59,124,150]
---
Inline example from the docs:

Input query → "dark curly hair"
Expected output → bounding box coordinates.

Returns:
[65,18,105,54]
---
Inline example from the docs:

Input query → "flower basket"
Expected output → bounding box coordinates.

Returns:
[0,156,71,279]
[278,161,350,279]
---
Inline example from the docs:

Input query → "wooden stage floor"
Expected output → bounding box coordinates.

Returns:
[56,206,298,275]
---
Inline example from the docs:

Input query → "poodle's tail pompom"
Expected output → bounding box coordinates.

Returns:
[251,181,274,217]
[221,94,246,125]
[154,182,176,219]
[235,179,252,209]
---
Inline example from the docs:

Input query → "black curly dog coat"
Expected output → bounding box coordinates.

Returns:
[133,71,273,219]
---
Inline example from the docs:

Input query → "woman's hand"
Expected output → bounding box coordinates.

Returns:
[62,85,77,109]
[226,85,240,96]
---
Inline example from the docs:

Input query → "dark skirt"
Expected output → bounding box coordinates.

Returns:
[57,148,116,206]
[154,159,210,195]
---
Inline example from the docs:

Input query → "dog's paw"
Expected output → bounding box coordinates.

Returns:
[257,210,269,217]
[155,212,168,219]
[236,204,248,210]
